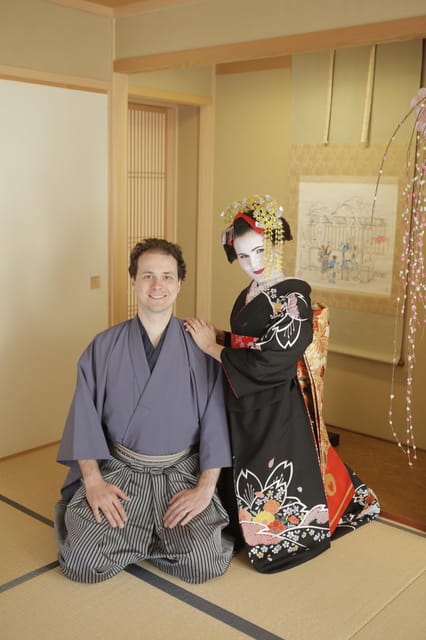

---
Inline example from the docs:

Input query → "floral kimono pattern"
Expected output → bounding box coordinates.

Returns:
[221,278,379,573]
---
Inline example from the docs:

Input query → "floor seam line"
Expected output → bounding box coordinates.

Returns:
[125,564,285,640]
[0,494,54,527]
[0,561,60,593]
[0,494,284,638]
[346,569,426,639]
[377,516,426,538]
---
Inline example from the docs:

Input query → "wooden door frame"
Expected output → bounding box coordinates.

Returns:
[109,76,214,323]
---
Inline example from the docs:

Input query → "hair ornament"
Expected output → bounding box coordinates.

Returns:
[220,194,284,231]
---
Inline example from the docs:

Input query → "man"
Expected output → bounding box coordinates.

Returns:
[55,238,233,584]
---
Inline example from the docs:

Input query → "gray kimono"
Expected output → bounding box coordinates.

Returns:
[57,316,231,500]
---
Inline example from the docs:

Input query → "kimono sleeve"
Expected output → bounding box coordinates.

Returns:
[193,354,232,472]
[57,339,111,467]
[221,291,313,398]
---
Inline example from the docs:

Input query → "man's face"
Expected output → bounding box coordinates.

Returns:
[131,250,181,316]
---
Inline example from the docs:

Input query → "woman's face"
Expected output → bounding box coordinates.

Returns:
[233,229,266,283]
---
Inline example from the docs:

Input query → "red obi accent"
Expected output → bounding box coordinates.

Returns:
[324,445,355,534]
[231,333,258,349]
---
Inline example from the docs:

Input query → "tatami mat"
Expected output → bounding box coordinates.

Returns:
[143,520,426,640]
[0,502,57,586]
[350,571,426,640]
[0,444,66,519]
[1,445,425,640]
[1,568,252,640]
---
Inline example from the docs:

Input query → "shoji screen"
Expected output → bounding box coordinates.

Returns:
[127,104,168,318]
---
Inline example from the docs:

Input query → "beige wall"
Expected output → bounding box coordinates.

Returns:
[114,0,426,58]
[212,40,426,449]
[294,40,426,448]
[175,106,199,318]
[370,40,424,140]
[0,0,424,458]
[212,66,292,328]
[0,0,112,80]
[128,67,213,97]
[292,41,423,144]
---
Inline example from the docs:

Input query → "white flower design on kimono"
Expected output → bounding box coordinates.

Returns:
[236,459,329,550]
[256,292,309,350]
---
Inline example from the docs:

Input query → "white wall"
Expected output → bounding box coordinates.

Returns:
[0,80,108,457]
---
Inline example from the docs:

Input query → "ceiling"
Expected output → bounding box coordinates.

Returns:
[89,0,162,7]
[88,0,134,6]
[51,0,194,17]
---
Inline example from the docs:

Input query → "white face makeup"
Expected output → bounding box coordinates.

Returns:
[233,229,267,283]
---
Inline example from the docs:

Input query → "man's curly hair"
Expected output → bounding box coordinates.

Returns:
[128,238,186,281]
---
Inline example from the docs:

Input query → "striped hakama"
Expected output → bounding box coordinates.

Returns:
[55,444,233,584]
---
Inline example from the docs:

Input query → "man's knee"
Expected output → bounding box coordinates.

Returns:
[58,546,124,584]
[55,505,125,583]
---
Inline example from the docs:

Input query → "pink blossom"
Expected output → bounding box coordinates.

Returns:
[411,88,426,136]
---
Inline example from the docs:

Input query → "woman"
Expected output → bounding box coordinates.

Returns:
[185,194,379,573]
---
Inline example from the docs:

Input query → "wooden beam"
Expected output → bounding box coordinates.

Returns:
[108,73,129,325]
[114,15,426,73]
[112,0,195,17]
[48,0,194,17]
[128,85,212,106]
[216,55,291,75]
[48,0,113,17]
[195,103,214,319]
[0,65,110,93]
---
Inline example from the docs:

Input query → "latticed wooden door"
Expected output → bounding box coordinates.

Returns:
[127,103,168,318]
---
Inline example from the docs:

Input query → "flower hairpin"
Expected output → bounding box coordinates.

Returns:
[220,194,284,231]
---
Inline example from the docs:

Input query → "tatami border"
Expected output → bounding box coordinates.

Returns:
[1,492,424,640]
[126,564,285,640]
[0,561,60,594]
[0,493,286,639]
[0,494,54,527]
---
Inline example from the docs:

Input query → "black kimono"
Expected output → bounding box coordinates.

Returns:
[220,277,379,573]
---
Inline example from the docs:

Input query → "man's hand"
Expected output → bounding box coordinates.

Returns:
[163,467,220,528]
[79,459,130,528]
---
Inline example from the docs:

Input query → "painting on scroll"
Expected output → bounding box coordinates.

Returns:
[295,176,398,296]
